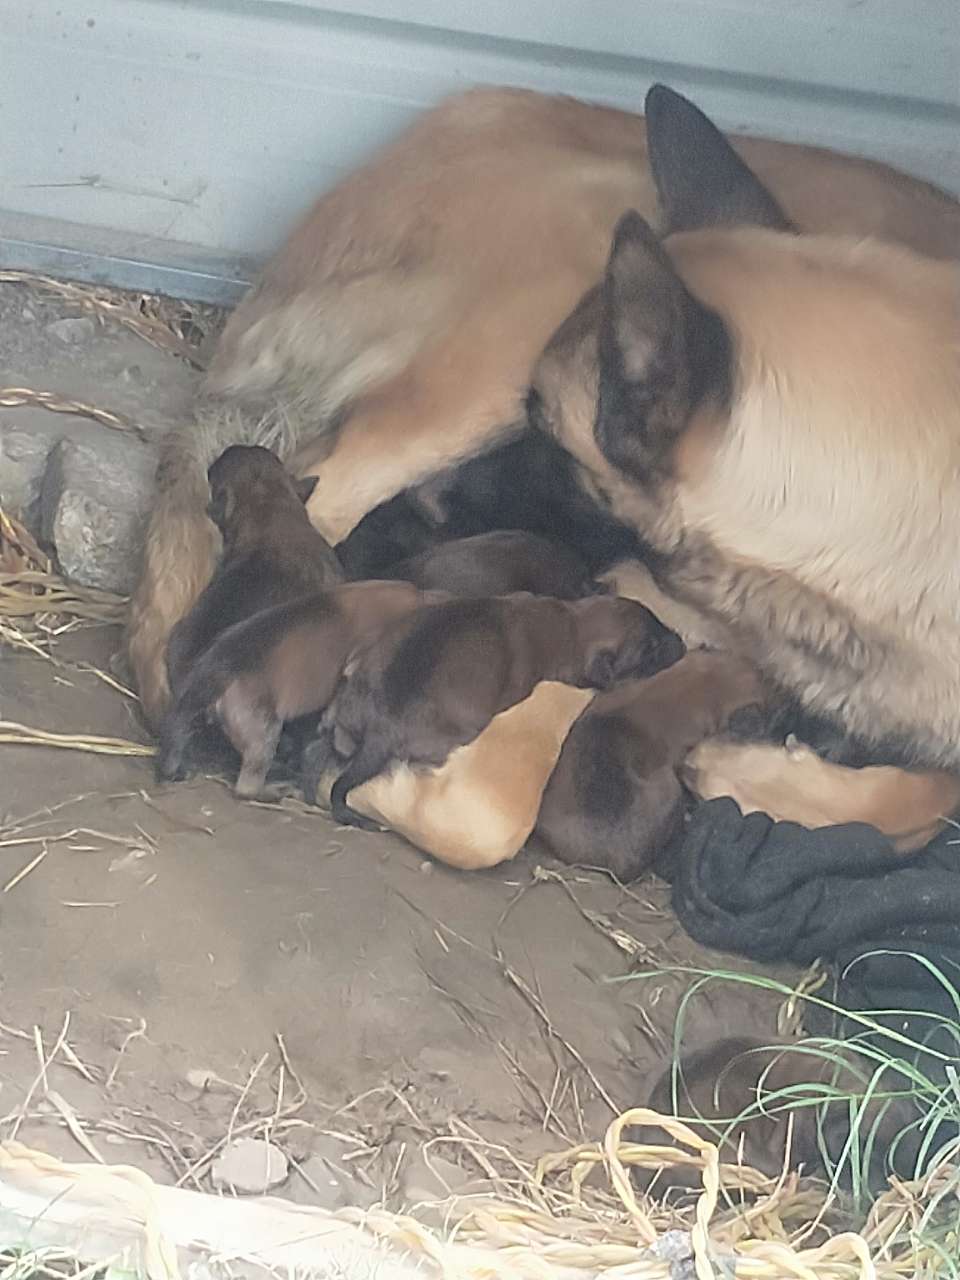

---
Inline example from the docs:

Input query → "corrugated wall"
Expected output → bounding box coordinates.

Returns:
[1,0,957,300]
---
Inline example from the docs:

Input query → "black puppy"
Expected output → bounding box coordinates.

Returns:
[335,431,640,578]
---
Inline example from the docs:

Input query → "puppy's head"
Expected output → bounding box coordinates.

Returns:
[573,596,684,688]
[207,444,317,541]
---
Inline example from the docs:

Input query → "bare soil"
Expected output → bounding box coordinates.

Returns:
[0,278,794,1210]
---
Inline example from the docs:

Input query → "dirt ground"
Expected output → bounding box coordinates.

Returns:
[0,278,796,1211]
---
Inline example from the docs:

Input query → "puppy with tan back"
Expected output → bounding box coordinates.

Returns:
[309,594,684,828]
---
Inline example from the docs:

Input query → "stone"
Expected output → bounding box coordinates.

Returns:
[401,1152,472,1204]
[297,1144,380,1211]
[46,316,96,344]
[40,435,157,593]
[211,1137,289,1194]
[0,426,56,520]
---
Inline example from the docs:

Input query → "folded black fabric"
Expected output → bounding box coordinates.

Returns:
[671,798,960,966]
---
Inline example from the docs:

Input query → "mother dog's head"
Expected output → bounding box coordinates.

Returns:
[528,84,958,539]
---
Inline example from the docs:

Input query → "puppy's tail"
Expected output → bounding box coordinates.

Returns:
[330,745,392,831]
[125,402,308,730]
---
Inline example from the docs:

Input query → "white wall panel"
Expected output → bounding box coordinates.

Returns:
[1,0,956,299]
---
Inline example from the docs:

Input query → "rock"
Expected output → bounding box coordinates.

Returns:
[0,426,56,520]
[296,1141,380,1211]
[211,1137,289,1194]
[401,1152,472,1204]
[46,316,96,344]
[40,435,157,593]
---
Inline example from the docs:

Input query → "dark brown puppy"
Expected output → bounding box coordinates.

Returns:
[536,651,762,881]
[631,1036,925,1196]
[165,444,343,695]
[379,530,600,599]
[157,581,439,798]
[314,594,684,828]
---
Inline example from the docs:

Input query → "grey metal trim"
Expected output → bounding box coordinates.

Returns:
[0,212,256,306]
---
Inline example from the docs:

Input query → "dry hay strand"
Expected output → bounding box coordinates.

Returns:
[0,385,150,442]
[0,570,126,623]
[2,1104,954,1280]
[0,722,152,758]
[0,504,126,632]
[0,268,223,368]
[457,1106,955,1279]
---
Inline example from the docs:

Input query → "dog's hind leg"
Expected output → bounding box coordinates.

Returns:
[217,685,283,799]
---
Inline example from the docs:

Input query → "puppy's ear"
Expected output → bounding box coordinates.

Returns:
[583,642,617,689]
[206,485,232,529]
[294,475,319,505]
[645,84,793,234]
[595,211,730,482]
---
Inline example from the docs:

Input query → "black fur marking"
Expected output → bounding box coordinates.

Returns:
[382,599,500,718]
[645,84,794,234]
[336,432,640,578]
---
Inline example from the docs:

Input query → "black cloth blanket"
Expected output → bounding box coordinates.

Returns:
[667,796,960,1137]
[671,798,960,967]
[669,800,960,1063]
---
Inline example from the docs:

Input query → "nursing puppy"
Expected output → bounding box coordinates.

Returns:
[312,595,684,828]
[165,444,342,696]
[529,85,960,770]
[631,1036,924,1195]
[156,581,436,798]
[379,530,599,599]
[336,431,640,579]
[536,651,762,880]
[126,83,960,728]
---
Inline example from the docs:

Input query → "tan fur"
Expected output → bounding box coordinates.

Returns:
[534,227,960,765]
[318,681,594,869]
[685,737,960,852]
[126,86,960,725]
[599,558,734,651]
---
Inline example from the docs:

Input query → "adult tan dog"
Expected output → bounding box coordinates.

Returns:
[529,88,960,772]
[126,84,960,728]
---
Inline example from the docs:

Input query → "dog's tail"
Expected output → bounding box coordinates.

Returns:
[330,744,393,831]
[125,402,307,729]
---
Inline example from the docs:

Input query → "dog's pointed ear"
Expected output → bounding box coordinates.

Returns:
[595,211,730,482]
[294,475,319,505]
[645,84,793,233]
[603,210,689,389]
